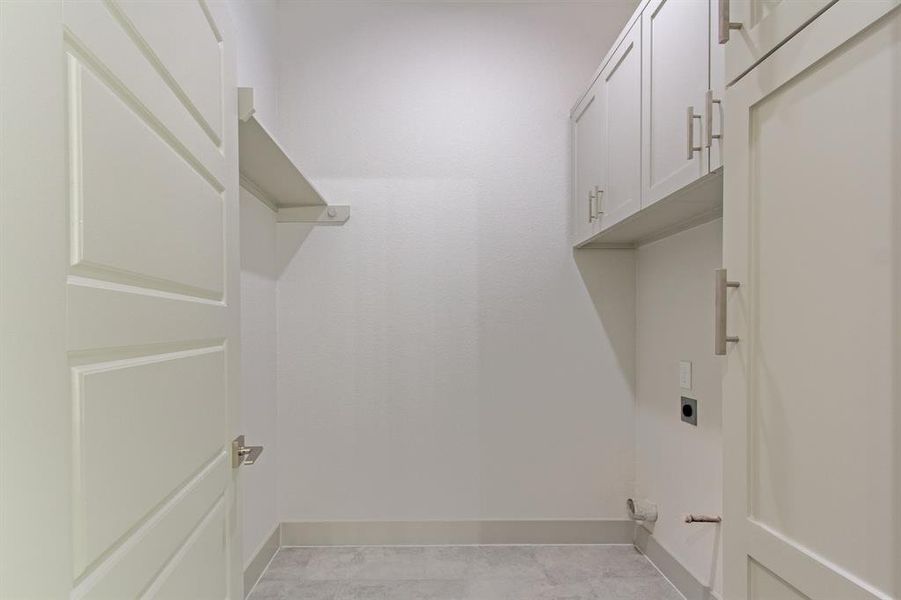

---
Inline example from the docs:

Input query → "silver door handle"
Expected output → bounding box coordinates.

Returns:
[718,0,742,44]
[687,107,702,160]
[715,268,740,355]
[706,90,722,148]
[588,189,597,222]
[232,435,264,467]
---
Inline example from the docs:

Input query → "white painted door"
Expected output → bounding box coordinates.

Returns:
[596,20,642,232]
[0,1,243,598]
[641,0,710,209]
[571,78,606,246]
[722,2,901,598]
[722,0,836,84]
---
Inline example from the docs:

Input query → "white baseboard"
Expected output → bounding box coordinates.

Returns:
[243,525,280,599]
[280,519,634,547]
[633,527,719,600]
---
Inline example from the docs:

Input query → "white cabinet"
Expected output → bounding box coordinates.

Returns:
[571,78,605,246]
[719,0,835,84]
[709,0,727,171]
[571,18,642,248]
[597,20,642,232]
[641,0,716,208]
[722,1,901,598]
[572,0,725,248]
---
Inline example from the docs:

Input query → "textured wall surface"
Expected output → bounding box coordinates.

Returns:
[635,219,723,596]
[238,190,279,566]
[228,0,279,134]
[228,0,281,566]
[274,1,640,521]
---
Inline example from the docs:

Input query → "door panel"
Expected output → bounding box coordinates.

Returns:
[597,21,641,231]
[642,0,709,208]
[74,347,226,574]
[67,281,228,351]
[748,560,810,600]
[77,457,228,600]
[749,57,893,580]
[111,0,223,143]
[723,2,901,598]
[724,0,836,83]
[64,0,226,187]
[0,0,241,597]
[571,79,605,245]
[146,500,229,600]
[73,61,225,298]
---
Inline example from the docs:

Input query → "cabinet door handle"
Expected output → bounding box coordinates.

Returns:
[588,189,596,222]
[687,107,702,160]
[706,90,722,148]
[718,0,743,44]
[715,268,740,355]
[594,186,604,218]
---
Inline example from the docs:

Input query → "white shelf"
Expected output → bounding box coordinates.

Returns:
[578,169,722,249]
[238,88,348,224]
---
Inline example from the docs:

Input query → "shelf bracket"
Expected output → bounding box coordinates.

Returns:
[277,205,350,225]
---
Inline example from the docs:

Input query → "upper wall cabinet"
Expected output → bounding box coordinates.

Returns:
[571,0,724,248]
[719,0,836,83]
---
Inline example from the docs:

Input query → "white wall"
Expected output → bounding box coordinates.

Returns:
[238,191,279,566]
[228,0,281,566]
[274,1,640,522]
[227,0,279,134]
[635,219,723,596]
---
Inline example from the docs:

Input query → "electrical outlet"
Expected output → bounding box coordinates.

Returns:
[681,396,698,426]
[679,361,692,390]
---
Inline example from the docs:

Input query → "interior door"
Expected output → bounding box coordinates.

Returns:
[597,20,641,232]
[722,2,901,599]
[0,1,242,598]
[722,0,836,84]
[641,0,710,209]
[571,78,606,246]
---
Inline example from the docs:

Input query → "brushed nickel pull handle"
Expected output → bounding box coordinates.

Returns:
[687,107,702,160]
[715,268,740,355]
[588,189,597,222]
[706,90,722,148]
[594,186,605,217]
[718,0,743,44]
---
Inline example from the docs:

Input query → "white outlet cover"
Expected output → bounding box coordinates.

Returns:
[679,361,692,390]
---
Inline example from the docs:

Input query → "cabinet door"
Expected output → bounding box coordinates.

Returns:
[709,0,726,171]
[722,0,835,84]
[641,0,710,209]
[723,2,901,599]
[571,78,606,246]
[597,20,641,232]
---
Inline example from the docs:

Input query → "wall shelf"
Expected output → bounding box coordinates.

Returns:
[577,169,722,249]
[238,87,349,224]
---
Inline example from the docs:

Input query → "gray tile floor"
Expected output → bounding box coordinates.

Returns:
[248,545,683,600]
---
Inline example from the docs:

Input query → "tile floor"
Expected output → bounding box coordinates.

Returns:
[247,545,683,600]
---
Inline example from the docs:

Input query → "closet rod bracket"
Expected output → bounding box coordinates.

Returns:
[277,205,351,225]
